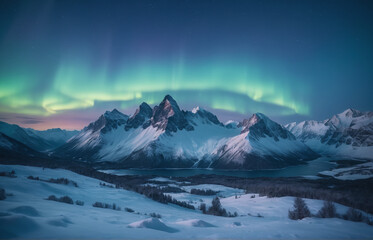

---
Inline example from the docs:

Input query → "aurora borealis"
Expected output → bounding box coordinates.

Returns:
[1,0,373,130]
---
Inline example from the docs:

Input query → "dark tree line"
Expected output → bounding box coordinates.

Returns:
[133,185,195,209]
[28,176,78,187]
[0,188,6,200]
[0,170,16,178]
[46,195,74,204]
[186,175,373,215]
[92,202,121,210]
[5,154,373,215]
[190,188,219,196]
[288,197,373,225]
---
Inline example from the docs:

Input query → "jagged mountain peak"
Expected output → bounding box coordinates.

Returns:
[285,108,373,160]
[326,108,365,129]
[104,108,128,120]
[151,95,193,132]
[191,106,204,114]
[341,108,362,118]
[252,112,268,119]
[139,102,152,110]
[284,122,297,129]
[189,106,221,125]
[240,113,269,132]
[239,113,294,141]
[163,94,177,102]
[51,95,321,169]
[87,109,128,133]
[135,102,153,117]
[153,95,181,121]
[125,102,153,130]
[161,94,180,111]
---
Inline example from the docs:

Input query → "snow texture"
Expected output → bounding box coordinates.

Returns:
[1,164,373,239]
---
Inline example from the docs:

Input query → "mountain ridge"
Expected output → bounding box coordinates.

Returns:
[1,96,372,169]
[50,95,318,169]
[285,108,373,160]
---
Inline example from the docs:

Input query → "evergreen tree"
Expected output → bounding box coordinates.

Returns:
[317,201,336,218]
[288,197,311,220]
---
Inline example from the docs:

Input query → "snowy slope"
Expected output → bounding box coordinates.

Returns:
[285,120,330,140]
[1,164,373,239]
[285,108,373,160]
[211,113,318,169]
[150,117,240,167]
[54,109,130,160]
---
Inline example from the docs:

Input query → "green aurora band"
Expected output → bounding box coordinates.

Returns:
[0,56,310,118]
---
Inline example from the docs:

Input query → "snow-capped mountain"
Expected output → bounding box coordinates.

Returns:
[3,96,370,168]
[0,121,78,152]
[212,113,318,169]
[285,108,373,160]
[54,108,130,160]
[54,95,318,169]
[55,96,237,167]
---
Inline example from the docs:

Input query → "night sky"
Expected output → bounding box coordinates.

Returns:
[0,0,372,130]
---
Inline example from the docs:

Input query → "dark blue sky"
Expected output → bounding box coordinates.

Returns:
[0,0,372,129]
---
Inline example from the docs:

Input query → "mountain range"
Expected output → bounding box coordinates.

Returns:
[0,95,372,169]
[285,108,373,160]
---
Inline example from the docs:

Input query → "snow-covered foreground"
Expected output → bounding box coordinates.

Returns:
[1,165,373,239]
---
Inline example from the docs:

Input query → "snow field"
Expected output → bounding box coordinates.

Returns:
[1,164,373,239]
